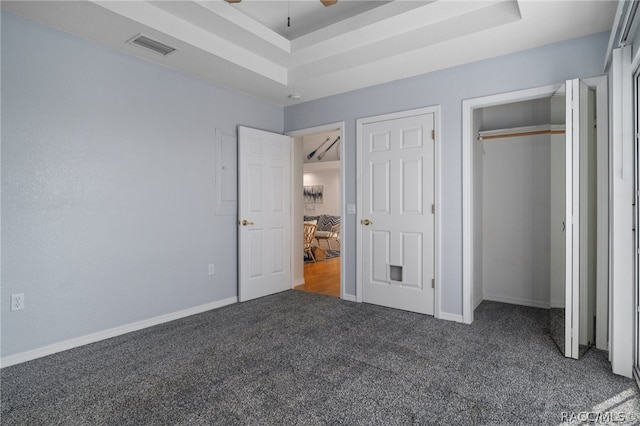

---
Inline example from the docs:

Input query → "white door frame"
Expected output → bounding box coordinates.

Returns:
[461,77,609,340]
[356,106,442,318]
[286,122,347,300]
[633,58,640,385]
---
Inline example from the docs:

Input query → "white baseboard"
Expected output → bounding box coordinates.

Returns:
[483,293,549,309]
[342,293,357,302]
[474,295,484,310]
[549,299,564,309]
[294,277,305,286]
[437,312,464,323]
[1,296,237,369]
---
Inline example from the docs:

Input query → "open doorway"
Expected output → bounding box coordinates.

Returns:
[288,123,345,299]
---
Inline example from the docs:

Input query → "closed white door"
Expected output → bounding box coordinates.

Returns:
[238,126,291,302]
[359,112,435,315]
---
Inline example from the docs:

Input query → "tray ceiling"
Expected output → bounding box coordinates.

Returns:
[3,1,617,106]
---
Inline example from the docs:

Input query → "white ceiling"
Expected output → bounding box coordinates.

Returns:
[229,1,393,40]
[3,1,617,106]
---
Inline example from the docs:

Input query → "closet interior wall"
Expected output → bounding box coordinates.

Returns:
[475,98,553,309]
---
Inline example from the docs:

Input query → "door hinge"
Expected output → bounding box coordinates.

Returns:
[431,204,435,214]
[431,278,435,289]
[431,129,435,140]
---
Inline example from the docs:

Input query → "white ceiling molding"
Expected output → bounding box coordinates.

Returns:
[174,1,291,53]
[93,0,288,85]
[3,0,617,106]
[288,1,522,82]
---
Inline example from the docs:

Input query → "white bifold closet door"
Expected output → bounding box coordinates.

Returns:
[550,79,590,360]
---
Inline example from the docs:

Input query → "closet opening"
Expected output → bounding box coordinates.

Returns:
[466,81,608,358]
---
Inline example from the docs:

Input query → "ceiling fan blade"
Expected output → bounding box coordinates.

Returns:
[225,0,241,3]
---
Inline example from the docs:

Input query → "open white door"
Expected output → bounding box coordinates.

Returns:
[238,126,291,302]
[358,110,435,315]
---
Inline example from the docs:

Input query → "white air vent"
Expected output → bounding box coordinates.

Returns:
[126,34,176,56]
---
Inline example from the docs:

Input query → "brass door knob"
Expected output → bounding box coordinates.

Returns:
[361,219,372,225]
[240,219,254,226]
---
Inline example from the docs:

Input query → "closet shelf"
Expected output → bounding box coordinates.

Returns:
[478,124,565,141]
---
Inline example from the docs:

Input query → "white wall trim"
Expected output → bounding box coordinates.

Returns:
[433,105,443,320]
[1,297,237,369]
[286,122,346,299]
[462,84,561,325]
[438,312,464,323]
[587,75,611,351]
[474,294,484,310]
[342,293,357,302]
[356,105,442,317]
[610,46,634,378]
[483,294,550,310]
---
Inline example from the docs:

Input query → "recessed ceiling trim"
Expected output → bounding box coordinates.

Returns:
[194,0,291,53]
[291,1,424,52]
[4,0,617,106]
[289,1,522,82]
[93,0,288,85]
[290,0,519,66]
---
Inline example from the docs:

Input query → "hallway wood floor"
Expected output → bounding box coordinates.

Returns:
[295,257,340,297]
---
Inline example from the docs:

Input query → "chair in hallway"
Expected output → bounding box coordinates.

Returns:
[315,222,340,250]
[303,222,317,262]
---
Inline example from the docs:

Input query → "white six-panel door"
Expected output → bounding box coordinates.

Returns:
[358,111,436,315]
[238,126,291,302]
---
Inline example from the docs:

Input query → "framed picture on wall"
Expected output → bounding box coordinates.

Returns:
[304,185,324,204]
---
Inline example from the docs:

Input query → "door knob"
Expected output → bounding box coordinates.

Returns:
[361,219,372,226]
[240,219,254,226]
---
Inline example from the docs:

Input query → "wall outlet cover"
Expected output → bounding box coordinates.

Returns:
[11,294,25,311]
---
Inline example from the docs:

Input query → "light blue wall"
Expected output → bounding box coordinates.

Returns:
[284,31,610,316]
[1,12,283,357]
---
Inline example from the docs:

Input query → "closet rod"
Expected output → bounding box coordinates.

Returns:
[477,128,565,141]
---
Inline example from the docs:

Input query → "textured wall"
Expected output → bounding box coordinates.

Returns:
[1,12,283,357]
[284,31,609,316]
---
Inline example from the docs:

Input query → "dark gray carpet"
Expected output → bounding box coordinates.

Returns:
[2,291,639,425]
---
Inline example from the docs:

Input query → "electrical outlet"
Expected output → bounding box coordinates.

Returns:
[11,294,24,311]
[208,264,215,275]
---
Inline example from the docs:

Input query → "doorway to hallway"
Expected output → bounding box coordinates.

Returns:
[288,123,345,299]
